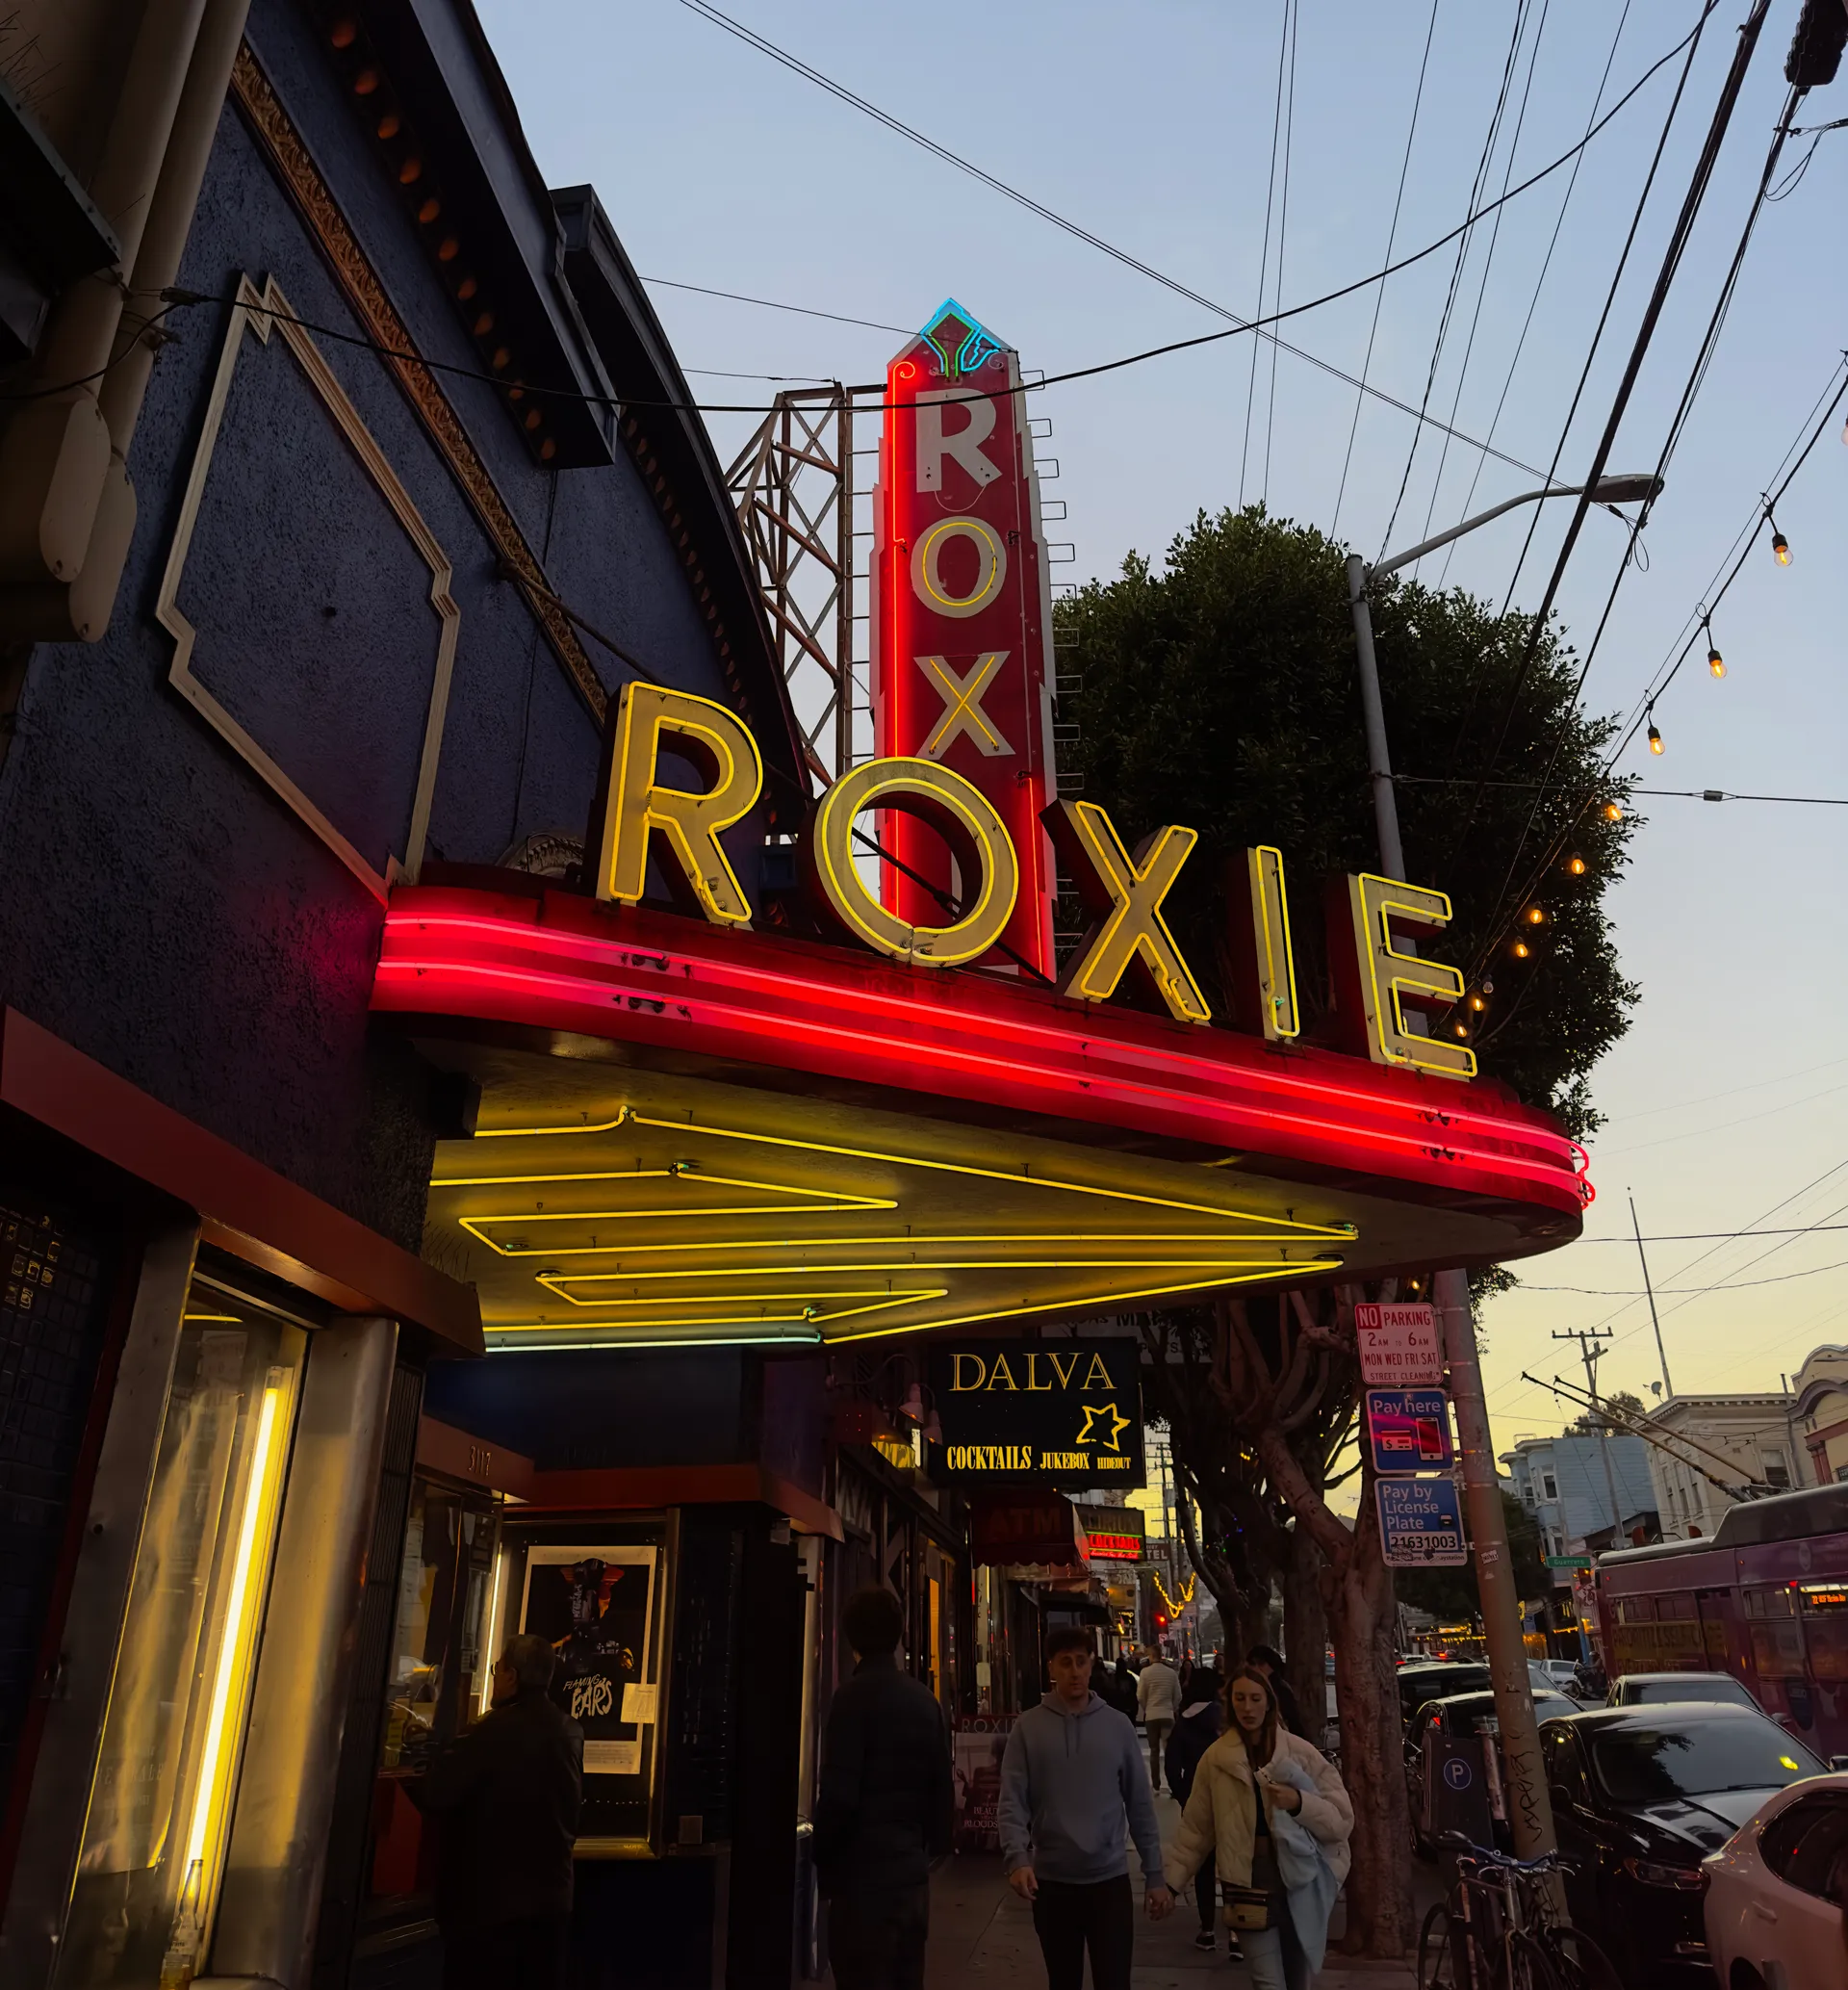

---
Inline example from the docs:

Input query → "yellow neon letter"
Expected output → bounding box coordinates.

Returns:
[916,651,1013,759]
[1333,872,1476,1081]
[1042,800,1211,1024]
[590,683,763,925]
[910,517,1007,619]
[808,756,1018,968]
[1228,844,1300,1041]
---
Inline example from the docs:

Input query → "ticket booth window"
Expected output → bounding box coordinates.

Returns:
[56,1285,306,1989]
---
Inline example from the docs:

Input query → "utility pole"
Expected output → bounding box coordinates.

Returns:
[1554,1327,1628,1549]
[1630,1194,1674,1399]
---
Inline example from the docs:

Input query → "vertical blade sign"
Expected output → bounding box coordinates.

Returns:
[873,299,1058,977]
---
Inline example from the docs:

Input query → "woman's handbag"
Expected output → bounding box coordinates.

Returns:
[1220,1886,1274,1932]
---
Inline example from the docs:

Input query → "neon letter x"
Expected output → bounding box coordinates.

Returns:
[915,651,1013,760]
[1042,799,1212,1024]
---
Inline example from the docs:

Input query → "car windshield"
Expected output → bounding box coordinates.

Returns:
[1629,1675,1751,1706]
[1591,1720,1824,1804]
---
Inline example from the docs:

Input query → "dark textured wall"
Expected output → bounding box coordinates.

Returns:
[423,1350,750,1470]
[0,0,757,1251]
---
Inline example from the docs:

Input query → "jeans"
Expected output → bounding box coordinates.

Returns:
[1194,1857,1216,1933]
[1244,1906,1311,1990]
[1030,1874,1134,1990]
[1144,1718,1171,1787]
[827,1884,930,1990]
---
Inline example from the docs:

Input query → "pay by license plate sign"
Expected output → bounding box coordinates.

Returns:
[1376,1476,1469,1566]
[1353,1302,1445,1386]
[1365,1388,1454,1474]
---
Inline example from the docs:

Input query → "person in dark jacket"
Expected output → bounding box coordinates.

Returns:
[413,1633,583,1990]
[1246,1643,1309,1741]
[812,1585,954,1990]
[1165,1669,1239,1959]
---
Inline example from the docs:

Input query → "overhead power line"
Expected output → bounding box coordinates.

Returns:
[669,0,1718,456]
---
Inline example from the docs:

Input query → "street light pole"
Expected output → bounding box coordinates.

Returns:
[1350,474,1655,1861]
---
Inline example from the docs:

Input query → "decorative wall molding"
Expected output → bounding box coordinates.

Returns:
[228,43,606,725]
[155,272,459,901]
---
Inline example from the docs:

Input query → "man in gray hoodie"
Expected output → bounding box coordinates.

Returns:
[997,1626,1172,1990]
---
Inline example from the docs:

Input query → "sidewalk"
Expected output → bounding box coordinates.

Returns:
[903,1791,1424,1989]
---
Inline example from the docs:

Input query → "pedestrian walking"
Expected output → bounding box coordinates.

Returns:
[998,1627,1174,1990]
[412,1633,583,1990]
[1136,1649,1181,1791]
[1246,1642,1309,1739]
[1164,1667,1241,1961]
[811,1586,954,1990]
[1163,1667,1353,1990]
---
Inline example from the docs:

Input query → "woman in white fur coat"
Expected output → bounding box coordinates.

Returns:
[1162,1666,1354,1990]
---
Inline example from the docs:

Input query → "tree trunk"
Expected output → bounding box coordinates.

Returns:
[1280,1526,1328,1746]
[1326,1477,1414,1957]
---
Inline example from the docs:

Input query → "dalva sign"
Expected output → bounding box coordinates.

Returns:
[585,681,1479,1084]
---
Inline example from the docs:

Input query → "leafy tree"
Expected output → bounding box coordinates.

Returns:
[1062,505,1637,1129]
[1398,1491,1551,1620]
[1063,507,1638,1954]
[1570,1388,1649,1433]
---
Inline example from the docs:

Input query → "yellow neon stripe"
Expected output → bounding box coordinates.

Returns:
[495,1291,947,1333]
[485,1328,826,1351]
[435,1167,891,1211]
[183,1383,283,1880]
[458,1109,1354,1235]
[464,1227,1348,1263]
[821,1258,1347,1341]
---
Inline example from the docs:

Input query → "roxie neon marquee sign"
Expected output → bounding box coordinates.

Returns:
[585,680,1480,1084]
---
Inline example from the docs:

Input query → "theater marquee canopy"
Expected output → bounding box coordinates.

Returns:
[374,302,1589,1353]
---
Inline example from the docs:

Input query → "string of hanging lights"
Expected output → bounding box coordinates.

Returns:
[1452,357,1846,1003]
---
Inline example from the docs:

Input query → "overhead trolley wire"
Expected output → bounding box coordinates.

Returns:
[1332,0,1441,535]
[1261,0,1301,506]
[664,0,1714,451]
[1241,0,1295,509]
[1453,0,1767,911]
[1437,0,1716,793]
[1458,353,1848,997]
[1436,1,1635,587]
[1412,0,1556,567]
[1377,0,1536,560]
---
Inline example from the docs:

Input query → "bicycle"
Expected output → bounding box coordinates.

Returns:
[1417,1835,1621,1990]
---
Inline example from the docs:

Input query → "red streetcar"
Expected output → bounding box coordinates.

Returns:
[1594,1484,1848,1761]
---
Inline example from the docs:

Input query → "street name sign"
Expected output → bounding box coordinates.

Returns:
[1364,1388,1455,1474]
[1354,1301,1445,1386]
[1377,1476,1469,1566]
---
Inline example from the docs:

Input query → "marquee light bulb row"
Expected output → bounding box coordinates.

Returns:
[589,683,1492,1082]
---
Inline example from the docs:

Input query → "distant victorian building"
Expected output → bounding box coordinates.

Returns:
[1793,1346,1848,1484]
[1642,1392,1805,1541]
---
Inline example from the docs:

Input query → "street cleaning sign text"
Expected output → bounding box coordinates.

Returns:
[1354,1302,1446,1387]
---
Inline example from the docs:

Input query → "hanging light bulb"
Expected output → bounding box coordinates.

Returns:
[1452,1022,1470,1040]
[1604,800,1623,821]
[1766,505,1790,566]
[1469,993,1487,1012]
[1566,854,1587,876]
[1525,906,1546,925]
[1648,713,1664,755]
[1512,940,1531,960]
[1703,612,1724,679]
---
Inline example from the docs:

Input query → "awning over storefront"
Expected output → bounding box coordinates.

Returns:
[968,1488,1091,1575]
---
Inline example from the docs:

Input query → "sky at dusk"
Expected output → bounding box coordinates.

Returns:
[479,0,1848,1452]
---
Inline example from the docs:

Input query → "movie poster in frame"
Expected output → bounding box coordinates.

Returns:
[518,1545,660,1777]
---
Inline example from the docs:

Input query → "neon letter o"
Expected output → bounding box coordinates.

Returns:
[910,517,1007,620]
[809,756,1019,968]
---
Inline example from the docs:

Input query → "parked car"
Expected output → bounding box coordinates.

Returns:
[1405,1689,1577,1851]
[1397,1661,1492,1726]
[1607,1670,1759,1711]
[1705,1772,1848,1990]
[1539,1658,1588,1693]
[1539,1704,1827,1986]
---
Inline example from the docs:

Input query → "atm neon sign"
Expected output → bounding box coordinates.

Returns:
[585,681,1479,1082]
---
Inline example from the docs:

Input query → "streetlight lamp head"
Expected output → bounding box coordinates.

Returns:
[1592,473,1664,505]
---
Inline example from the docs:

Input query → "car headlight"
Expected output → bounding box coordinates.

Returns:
[1620,1856,1707,1890]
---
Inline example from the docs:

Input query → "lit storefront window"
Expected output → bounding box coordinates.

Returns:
[58,1285,305,1989]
